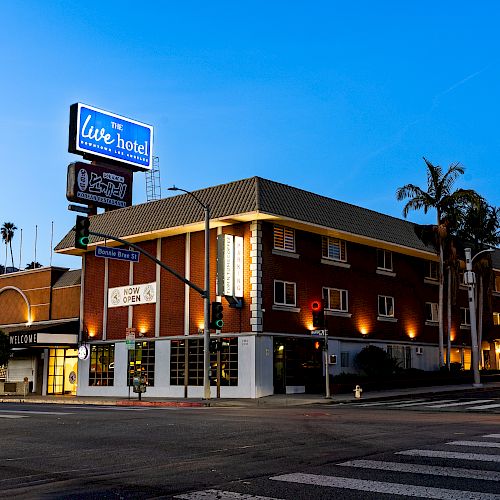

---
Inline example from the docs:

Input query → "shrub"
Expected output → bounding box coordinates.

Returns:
[354,345,399,378]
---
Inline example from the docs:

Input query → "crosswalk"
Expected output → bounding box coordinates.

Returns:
[335,397,500,412]
[175,433,500,499]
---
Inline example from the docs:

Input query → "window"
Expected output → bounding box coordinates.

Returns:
[378,295,394,317]
[274,225,295,252]
[127,341,155,387]
[340,352,350,368]
[274,280,296,306]
[170,338,238,387]
[322,287,348,312]
[387,345,412,369]
[461,307,470,326]
[89,344,115,386]
[377,249,393,271]
[426,261,438,280]
[425,302,439,323]
[493,312,500,326]
[495,275,500,292]
[322,237,347,262]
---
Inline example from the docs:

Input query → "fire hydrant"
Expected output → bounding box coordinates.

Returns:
[354,385,363,399]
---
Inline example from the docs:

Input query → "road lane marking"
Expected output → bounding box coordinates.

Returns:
[0,415,28,419]
[338,459,500,481]
[174,490,281,499]
[388,399,454,407]
[467,403,500,410]
[357,399,424,407]
[447,440,500,449]
[484,434,500,438]
[398,449,500,462]
[0,409,73,415]
[427,399,495,408]
[270,473,500,499]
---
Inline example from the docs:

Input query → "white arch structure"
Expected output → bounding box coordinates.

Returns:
[0,286,32,325]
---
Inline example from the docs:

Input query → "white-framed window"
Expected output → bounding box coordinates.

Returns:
[493,312,500,326]
[426,261,438,280]
[461,307,470,326]
[425,302,439,323]
[378,295,394,317]
[322,287,348,312]
[273,225,295,252]
[387,345,412,369]
[377,249,393,271]
[340,352,350,368]
[322,236,347,262]
[274,280,296,307]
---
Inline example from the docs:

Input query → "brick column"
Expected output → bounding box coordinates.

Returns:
[250,221,263,332]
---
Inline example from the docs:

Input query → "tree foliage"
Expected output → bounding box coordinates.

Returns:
[354,345,399,378]
[0,331,10,367]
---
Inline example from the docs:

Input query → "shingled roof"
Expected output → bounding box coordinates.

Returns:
[56,176,498,262]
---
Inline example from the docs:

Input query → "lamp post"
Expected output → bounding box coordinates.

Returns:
[168,186,211,400]
[465,247,494,388]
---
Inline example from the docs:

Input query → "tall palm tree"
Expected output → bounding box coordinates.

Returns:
[1,222,17,272]
[396,158,479,367]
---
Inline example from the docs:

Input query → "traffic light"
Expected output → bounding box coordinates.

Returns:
[210,338,222,353]
[74,215,90,250]
[311,300,325,328]
[210,301,224,330]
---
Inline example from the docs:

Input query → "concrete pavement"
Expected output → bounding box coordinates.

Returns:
[1,380,500,407]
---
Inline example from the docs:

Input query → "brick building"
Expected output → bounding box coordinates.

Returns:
[55,177,500,398]
[0,267,81,395]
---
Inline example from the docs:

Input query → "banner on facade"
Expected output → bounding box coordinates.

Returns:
[217,235,244,298]
[108,282,157,308]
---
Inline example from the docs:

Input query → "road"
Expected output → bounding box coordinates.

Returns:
[1,396,500,499]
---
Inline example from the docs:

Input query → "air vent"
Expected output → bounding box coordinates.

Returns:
[415,347,423,355]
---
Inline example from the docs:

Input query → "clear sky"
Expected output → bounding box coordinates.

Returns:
[1,1,499,270]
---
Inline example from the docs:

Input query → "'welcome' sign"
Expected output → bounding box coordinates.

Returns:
[69,103,153,171]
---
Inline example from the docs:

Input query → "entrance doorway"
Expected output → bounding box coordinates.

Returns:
[47,348,78,395]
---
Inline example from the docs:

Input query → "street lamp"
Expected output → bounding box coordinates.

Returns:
[168,185,211,400]
[464,247,494,388]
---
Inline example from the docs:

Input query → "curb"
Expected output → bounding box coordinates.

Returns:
[116,400,205,407]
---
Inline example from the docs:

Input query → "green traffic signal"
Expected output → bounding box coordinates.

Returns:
[210,301,224,330]
[75,215,90,250]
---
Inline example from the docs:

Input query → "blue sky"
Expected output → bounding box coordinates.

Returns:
[1,1,499,269]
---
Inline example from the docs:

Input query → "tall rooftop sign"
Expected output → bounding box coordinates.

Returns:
[68,103,153,171]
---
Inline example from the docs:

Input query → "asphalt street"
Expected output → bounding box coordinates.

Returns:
[1,396,500,499]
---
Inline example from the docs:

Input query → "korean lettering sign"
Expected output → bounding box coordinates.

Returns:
[66,162,132,209]
[68,103,153,171]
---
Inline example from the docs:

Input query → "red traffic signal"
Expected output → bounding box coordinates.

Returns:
[311,300,325,328]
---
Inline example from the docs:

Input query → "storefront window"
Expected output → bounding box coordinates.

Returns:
[127,341,155,387]
[48,348,78,395]
[89,344,115,386]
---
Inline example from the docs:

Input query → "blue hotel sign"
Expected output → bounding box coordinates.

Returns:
[69,103,153,171]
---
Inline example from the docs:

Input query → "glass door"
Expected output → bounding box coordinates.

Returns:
[47,348,78,395]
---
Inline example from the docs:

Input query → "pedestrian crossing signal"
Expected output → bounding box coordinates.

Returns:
[210,301,224,330]
[74,215,90,250]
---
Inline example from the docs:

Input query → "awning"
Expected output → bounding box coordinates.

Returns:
[9,332,78,348]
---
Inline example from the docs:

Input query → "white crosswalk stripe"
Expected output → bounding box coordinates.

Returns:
[0,415,28,419]
[0,409,73,415]
[174,490,281,499]
[484,434,500,438]
[338,458,500,481]
[427,399,495,408]
[447,440,500,449]
[388,399,455,407]
[467,403,500,410]
[270,472,500,499]
[357,399,425,407]
[398,449,500,462]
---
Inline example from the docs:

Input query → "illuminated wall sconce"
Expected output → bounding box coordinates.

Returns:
[197,327,204,334]
[407,330,416,340]
[359,326,369,337]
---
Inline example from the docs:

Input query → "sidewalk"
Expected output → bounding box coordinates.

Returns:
[1,381,499,408]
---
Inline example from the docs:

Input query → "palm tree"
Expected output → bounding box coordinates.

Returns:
[25,261,42,270]
[396,158,479,367]
[1,222,17,272]
[456,199,500,366]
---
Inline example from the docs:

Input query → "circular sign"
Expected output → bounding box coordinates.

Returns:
[78,344,89,360]
[69,371,77,384]
[111,289,121,306]
[77,168,89,192]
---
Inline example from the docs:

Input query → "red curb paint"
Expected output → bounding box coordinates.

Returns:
[116,400,205,407]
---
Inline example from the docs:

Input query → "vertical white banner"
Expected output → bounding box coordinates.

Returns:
[223,234,234,296]
[234,236,244,298]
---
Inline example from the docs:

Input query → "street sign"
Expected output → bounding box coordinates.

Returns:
[311,329,328,336]
[126,328,136,351]
[95,245,140,263]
